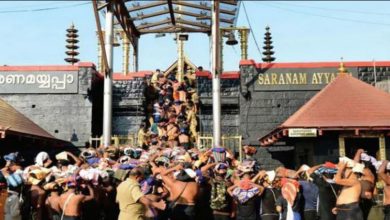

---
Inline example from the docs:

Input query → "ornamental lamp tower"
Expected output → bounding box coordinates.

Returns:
[262,26,276,63]
[65,23,80,65]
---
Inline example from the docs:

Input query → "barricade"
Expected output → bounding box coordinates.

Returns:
[197,134,243,161]
[89,134,137,148]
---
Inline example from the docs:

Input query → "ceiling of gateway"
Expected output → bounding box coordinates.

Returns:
[115,0,240,35]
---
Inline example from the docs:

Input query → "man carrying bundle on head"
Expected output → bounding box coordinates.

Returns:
[353,149,377,220]
[378,160,390,220]
[295,165,319,220]
[252,170,281,220]
[275,177,302,220]
[44,182,62,220]
[152,160,198,220]
[227,160,264,220]
[306,162,339,220]
[59,177,95,220]
[333,157,364,220]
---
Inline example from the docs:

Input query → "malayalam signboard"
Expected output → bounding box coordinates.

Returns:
[288,128,317,137]
[0,71,79,94]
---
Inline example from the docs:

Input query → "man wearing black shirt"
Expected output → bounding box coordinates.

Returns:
[253,171,281,220]
[260,182,281,220]
[309,165,339,220]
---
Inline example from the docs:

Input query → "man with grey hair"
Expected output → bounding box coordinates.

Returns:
[116,168,166,220]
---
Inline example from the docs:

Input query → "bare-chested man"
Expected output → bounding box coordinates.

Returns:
[353,149,376,220]
[333,160,363,220]
[155,164,199,220]
[167,120,179,148]
[173,100,183,115]
[59,182,94,220]
[30,183,46,220]
[178,128,190,150]
[378,160,390,220]
[45,183,61,220]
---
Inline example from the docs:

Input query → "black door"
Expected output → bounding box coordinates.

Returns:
[344,137,379,159]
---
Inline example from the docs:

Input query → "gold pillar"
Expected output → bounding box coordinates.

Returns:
[122,31,130,75]
[132,38,139,72]
[338,136,345,156]
[177,35,185,83]
[96,31,105,73]
[238,28,249,60]
[379,135,386,160]
[113,136,119,147]
[220,31,224,73]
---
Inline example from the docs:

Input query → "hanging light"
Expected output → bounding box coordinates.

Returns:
[155,33,166,38]
[178,34,189,41]
[225,31,238,46]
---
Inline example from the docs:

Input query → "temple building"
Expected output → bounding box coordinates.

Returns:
[259,67,390,168]
[239,60,390,168]
[1,59,390,169]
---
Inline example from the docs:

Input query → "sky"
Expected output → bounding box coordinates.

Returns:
[0,1,389,72]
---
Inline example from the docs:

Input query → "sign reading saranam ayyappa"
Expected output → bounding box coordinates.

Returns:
[254,67,358,91]
[288,128,317,137]
[0,71,78,94]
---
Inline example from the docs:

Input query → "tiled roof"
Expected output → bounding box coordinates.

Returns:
[0,98,55,139]
[282,74,390,128]
[260,74,390,145]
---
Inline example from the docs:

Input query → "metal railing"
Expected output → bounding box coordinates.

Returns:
[89,134,137,148]
[89,133,242,161]
[197,134,243,161]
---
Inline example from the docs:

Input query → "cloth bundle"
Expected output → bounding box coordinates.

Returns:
[35,152,49,167]
[237,160,256,174]
[214,163,228,172]
[339,156,356,167]
[339,156,365,173]
[118,156,131,164]
[281,178,300,220]
[212,148,226,163]
[80,149,96,160]
[27,167,52,185]
[155,156,170,167]
[79,168,109,185]
[317,167,338,174]
[3,152,23,163]
[232,179,259,204]
[360,152,390,170]
[276,167,297,178]
[243,145,257,155]
[265,171,276,182]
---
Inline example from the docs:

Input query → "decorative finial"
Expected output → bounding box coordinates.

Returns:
[65,23,80,65]
[338,57,347,75]
[262,26,275,63]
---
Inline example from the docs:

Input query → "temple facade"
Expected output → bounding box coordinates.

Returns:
[1,59,390,169]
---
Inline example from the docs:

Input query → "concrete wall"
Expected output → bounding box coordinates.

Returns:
[0,67,102,147]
